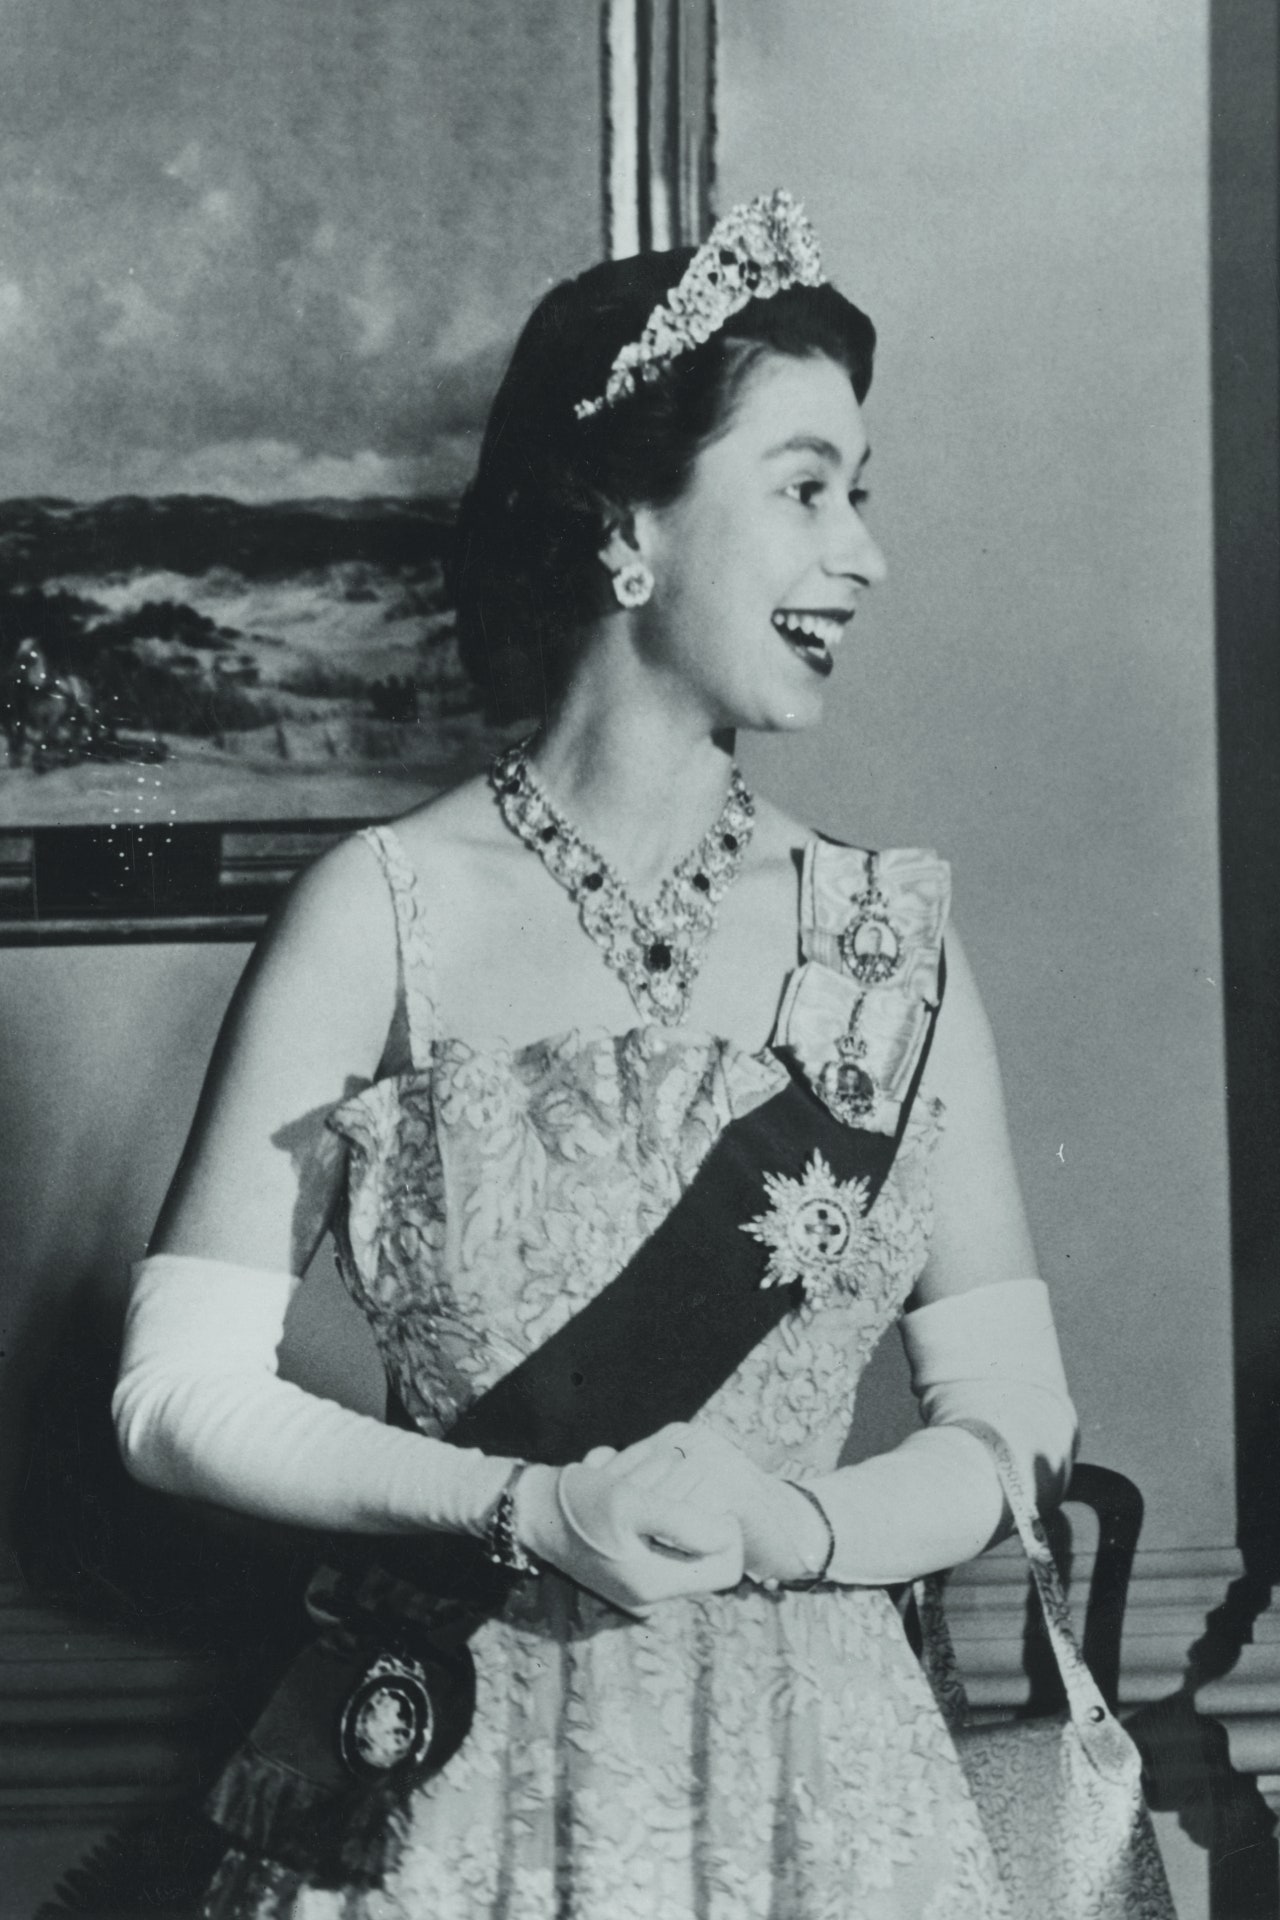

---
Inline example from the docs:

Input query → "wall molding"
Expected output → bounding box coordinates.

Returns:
[1200,1609,1280,1781]
[946,1541,1248,1711]
[4,1545,1276,1819]
[4,1552,1275,1915]
[0,1587,226,1830]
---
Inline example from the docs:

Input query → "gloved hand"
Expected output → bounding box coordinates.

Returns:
[635,1424,832,1587]
[114,1258,746,1612]
[808,1278,1078,1584]
[515,1429,745,1613]
[615,1279,1078,1593]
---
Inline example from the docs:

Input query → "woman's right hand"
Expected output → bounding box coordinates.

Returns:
[514,1426,744,1613]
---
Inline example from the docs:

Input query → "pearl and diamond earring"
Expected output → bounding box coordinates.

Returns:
[611,559,654,610]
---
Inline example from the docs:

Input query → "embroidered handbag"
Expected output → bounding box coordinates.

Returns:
[917,1419,1176,1920]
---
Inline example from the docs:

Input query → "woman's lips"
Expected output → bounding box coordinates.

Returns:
[771,608,852,676]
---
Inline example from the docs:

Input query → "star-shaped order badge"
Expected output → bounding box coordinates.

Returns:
[741,1151,871,1306]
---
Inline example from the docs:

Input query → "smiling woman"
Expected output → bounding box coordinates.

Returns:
[112,192,1091,1918]
[450,220,878,731]
[633,356,884,726]
[767,417,879,676]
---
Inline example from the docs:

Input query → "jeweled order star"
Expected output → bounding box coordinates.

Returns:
[741,1151,871,1305]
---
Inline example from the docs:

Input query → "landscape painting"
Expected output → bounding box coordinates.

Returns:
[0,0,605,833]
[0,495,481,827]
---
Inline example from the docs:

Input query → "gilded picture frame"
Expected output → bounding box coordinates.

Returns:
[0,0,716,942]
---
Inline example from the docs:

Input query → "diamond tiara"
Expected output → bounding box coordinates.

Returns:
[573,189,829,422]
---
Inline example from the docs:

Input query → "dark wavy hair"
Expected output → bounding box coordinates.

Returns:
[450,250,876,724]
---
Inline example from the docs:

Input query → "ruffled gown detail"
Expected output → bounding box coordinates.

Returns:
[205,831,1011,1920]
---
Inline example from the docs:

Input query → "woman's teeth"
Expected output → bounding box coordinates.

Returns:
[771,610,847,674]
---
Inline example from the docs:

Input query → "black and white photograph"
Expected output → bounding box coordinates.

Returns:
[0,3,1276,1918]
[0,3,604,837]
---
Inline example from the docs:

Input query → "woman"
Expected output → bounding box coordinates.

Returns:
[114,192,1077,1918]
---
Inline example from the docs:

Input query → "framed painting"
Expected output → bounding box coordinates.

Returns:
[0,0,715,940]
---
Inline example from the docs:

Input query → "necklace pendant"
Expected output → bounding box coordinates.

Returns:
[491,741,755,1027]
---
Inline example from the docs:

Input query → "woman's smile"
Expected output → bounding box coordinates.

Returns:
[770,606,855,676]
[634,351,885,730]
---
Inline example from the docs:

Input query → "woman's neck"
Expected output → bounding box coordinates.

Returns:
[532,690,738,897]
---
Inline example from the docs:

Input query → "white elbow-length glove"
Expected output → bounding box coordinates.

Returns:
[112,1253,519,1537]
[113,1254,743,1609]
[667,1277,1078,1589]
[804,1276,1078,1584]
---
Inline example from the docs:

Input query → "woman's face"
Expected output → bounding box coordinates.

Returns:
[632,350,885,733]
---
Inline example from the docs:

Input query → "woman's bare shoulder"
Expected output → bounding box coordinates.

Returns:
[257,771,522,1009]
[205,828,400,1079]
[751,790,918,860]
[384,770,517,870]
[748,792,816,865]
[148,833,400,1268]
[393,768,503,832]
[921,922,1004,1110]
[748,794,902,875]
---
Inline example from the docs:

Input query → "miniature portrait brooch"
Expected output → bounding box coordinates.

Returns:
[742,844,950,1308]
[774,842,950,1140]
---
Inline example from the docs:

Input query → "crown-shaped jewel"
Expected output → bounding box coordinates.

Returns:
[574,189,828,421]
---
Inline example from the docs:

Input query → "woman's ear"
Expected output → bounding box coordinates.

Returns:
[597,513,656,612]
[597,513,642,577]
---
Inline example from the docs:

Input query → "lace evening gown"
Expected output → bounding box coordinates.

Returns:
[204,825,1012,1920]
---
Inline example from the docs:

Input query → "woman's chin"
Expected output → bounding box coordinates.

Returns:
[701,672,829,736]
[745,690,827,735]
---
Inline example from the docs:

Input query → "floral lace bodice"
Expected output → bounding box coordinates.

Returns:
[331,1023,943,1476]
[208,826,1018,1920]
[327,832,952,1476]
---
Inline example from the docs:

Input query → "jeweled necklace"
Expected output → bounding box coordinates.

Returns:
[491,738,756,1026]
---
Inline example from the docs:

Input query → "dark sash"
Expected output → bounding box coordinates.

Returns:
[207,978,942,1885]
[426,1070,927,1462]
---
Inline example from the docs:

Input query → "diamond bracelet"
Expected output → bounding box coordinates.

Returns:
[483,1463,539,1576]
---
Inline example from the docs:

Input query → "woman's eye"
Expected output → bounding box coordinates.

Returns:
[850,487,871,512]
[784,479,824,507]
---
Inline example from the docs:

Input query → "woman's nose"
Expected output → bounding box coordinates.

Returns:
[826,511,887,588]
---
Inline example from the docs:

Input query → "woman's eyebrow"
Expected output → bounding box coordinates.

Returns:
[765,434,872,470]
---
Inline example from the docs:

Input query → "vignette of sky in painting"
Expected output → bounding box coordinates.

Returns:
[0,0,601,501]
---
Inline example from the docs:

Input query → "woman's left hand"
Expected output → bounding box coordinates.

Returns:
[642,1424,833,1587]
